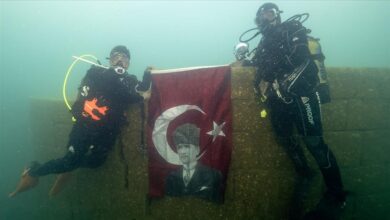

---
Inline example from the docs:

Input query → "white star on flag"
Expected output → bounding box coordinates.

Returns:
[207,121,226,142]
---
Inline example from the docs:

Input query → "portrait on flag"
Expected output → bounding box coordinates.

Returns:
[147,65,232,203]
[165,123,222,201]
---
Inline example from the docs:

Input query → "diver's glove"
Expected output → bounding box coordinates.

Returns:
[136,66,154,100]
[137,67,153,92]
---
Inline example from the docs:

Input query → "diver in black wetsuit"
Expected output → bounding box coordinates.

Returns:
[9,45,152,197]
[251,3,347,219]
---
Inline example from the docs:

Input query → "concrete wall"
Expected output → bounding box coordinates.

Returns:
[26,67,390,219]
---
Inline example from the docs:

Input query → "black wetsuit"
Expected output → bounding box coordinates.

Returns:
[253,20,345,204]
[29,66,142,176]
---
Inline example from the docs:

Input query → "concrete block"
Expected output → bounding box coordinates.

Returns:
[353,192,390,220]
[232,99,270,133]
[327,68,390,100]
[342,166,390,195]
[231,66,256,99]
[360,130,390,166]
[346,99,390,130]
[327,68,360,99]
[149,196,223,220]
[232,132,294,172]
[322,100,349,131]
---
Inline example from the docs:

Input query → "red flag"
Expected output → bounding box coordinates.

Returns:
[147,65,232,203]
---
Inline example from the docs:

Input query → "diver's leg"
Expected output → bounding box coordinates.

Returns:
[9,125,88,197]
[47,126,99,197]
[29,144,87,176]
[297,92,346,218]
[303,136,346,219]
[9,146,86,197]
[303,136,345,199]
[49,129,118,196]
[268,98,312,219]
[276,136,312,176]
[277,136,315,220]
[81,145,110,169]
[45,143,92,197]
[269,98,312,174]
[44,126,95,197]
[30,123,91,176]
[81,130,117,169]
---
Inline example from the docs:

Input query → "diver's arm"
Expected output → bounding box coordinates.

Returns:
[124,74,144,104]
[285,21,311,67]
[254,40,277,83]
[253,45,273,100]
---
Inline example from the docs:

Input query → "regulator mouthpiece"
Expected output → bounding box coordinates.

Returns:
[114,66,125,74]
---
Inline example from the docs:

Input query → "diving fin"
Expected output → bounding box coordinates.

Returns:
[9,168,39,198]
[49,172,72,197]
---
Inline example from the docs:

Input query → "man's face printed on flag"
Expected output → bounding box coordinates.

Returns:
[177,143,199,165]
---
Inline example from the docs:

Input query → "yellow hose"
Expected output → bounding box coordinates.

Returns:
[63,55,99,121]
[63,54,98,110]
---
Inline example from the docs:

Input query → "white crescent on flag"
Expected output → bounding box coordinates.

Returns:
[152,104,206,165]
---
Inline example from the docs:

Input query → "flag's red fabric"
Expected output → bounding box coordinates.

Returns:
[147,65,232,203]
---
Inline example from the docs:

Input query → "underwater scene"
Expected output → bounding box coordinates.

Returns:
[1,1,389,220]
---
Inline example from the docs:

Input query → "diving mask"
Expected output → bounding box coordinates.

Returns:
[255,8,280,32]
[110,52,130,69]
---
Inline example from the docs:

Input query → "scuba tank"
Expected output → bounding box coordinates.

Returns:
[307,36,331,104]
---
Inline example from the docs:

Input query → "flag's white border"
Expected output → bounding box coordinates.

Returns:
[150,64,229,74]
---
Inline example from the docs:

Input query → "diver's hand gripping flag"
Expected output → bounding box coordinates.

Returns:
[147,65,232,203]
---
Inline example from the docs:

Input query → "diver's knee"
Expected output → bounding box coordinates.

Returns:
[62,155,83,171]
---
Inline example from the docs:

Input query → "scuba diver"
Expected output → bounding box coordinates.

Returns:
[246,3,347,219]
[9,45,152,198]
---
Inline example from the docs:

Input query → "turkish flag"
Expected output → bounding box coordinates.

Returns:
[147,65,232,203]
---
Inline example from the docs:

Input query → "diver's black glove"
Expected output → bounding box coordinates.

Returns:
[137,67,152,92]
